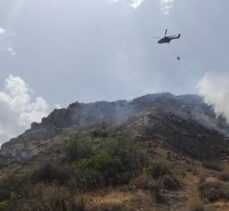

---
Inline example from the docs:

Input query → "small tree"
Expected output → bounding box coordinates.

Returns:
[64,134,94,162]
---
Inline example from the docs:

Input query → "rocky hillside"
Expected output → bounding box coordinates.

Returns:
[1,93,229,163]
[1,93,229,211]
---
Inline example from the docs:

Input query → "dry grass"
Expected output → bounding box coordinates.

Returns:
[126,189,179,211]
[77,189,169,211]
[188,197,205,211]
[205,201,229,211]
[85,191,132,211]
[198,181,229,202]
[218,171,229,181]
[1,135,228,211]
[11,183,80,211]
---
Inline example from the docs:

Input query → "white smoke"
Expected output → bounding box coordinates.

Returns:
[0,28,6,35]
[197,72,229,122]
[131,0,144,8]
[110,0,145,9]
[0,75,49,145]
[160,0,174,15]
[0,27,16,56]
[110,0,175,12]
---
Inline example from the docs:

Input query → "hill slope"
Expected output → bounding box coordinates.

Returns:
[1,93,229,163]
[0,93,229,211]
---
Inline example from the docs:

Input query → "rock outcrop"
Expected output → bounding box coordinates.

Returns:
[1,93,229,163]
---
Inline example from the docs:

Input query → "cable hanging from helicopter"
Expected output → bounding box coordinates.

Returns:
[153,29,181,61]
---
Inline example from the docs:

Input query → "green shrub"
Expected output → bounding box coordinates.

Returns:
[12,184,81,211]
[91,129,108,138]
[74,154,131,188]
[64,134,94,162]
[99,135,148,174]
[202,161,223,171]
[0,174,26,201]
[72,135,147,189]
[144,160,170,179]
[73,168,103,190]
[0,155,6,169]
[0,200,13,211]
[31,163,71,185]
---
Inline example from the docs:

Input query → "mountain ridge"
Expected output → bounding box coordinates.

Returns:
[1,93,229,211]
[2,93,228,143]
[1,92,229,164]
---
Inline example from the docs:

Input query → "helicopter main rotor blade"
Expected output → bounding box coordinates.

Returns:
[152,37,160,38]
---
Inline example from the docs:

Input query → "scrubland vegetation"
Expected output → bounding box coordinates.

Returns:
[0,130,229,210]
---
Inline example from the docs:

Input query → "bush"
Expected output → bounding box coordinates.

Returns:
[73,167,104,190]
[161,175,180,191]
[0,174,27,201]
[72,135,147,190]
[131,175,164,204]
[31,163,71,185]
[12,184,83,211]
[0,200,13,210]
[131,175,161,192]
[144,160,170,179]
[64,134,94,162]
[91,129,108,138]
[202,161,223,171]
[0,155,6,169]
[198,181,229,202]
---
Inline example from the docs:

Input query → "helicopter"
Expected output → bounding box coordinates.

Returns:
[154,29,181,44]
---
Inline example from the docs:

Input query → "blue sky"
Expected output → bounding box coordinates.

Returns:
[0,0,229,143]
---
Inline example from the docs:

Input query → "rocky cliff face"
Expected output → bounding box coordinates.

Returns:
[1,93,229,163]
[118,111,229,161]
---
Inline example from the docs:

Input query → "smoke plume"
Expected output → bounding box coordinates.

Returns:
[197,72,229,122]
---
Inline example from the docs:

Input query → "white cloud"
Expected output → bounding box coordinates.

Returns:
[160,0,174,15]
[0,75,49,145]
[197,72,229,123]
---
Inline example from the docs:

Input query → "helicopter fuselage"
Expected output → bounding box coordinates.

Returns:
[158,34,181,44]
